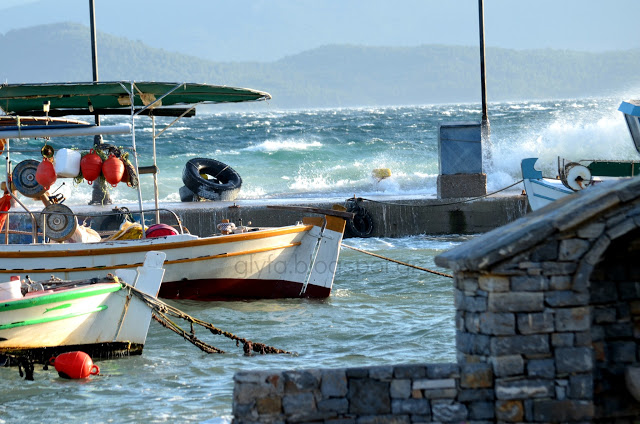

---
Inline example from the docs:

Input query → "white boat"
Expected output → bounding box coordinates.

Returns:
[521,157,583,210]
[522,100,640,211]
[0,251,165,362]
[0,82,351,300]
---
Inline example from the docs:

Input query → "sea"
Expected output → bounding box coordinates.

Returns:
[1,96,639,423]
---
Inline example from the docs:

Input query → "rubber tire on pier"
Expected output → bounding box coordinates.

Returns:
[345,200,374,238]
[182,158,242,201]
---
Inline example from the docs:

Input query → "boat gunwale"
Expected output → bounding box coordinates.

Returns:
[1,241,303,274]
[0,224,314,258]
[0,282,121,312]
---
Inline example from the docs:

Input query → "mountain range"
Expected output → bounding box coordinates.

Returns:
[1,23,639,109]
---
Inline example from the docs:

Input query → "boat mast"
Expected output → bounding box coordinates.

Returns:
[89,0,112,205]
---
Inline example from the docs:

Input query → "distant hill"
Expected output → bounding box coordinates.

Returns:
[1,23,639,109]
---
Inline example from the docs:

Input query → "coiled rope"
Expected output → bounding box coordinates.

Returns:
[341,244,453,278]
[122,281,291,355]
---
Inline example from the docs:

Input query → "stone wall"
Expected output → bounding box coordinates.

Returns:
[590,228,640,420]
[233,363,496,423]
[232,178,640,423]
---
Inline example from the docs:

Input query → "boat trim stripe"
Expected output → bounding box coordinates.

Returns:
[0,305,108,330]
[0,225,313,259]
[0,284,121,312]
[530,179,573,194]
[0,242,301,274]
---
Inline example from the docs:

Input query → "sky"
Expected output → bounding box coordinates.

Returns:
[1,0,639,62]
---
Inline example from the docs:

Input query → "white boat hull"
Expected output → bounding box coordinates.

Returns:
[0,217,345,300]
[521,158,574,211]
[0,252,165,361]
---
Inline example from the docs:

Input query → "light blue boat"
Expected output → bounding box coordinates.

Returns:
[521,100,640,210]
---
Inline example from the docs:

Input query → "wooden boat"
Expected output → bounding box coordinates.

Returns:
[0,82,352,300]
[522,100,640,210]
[0,251,165,362]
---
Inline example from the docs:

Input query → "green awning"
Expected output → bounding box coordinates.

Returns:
[0,81,272,115]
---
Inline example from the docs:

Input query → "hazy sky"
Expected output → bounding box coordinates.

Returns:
[1,0,639,62]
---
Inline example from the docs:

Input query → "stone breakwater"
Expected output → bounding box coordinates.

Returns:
[74,194,529,238]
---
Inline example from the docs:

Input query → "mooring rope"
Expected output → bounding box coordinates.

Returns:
[356,179,524,207]
[122,282,291,355]
[341,244,453,278]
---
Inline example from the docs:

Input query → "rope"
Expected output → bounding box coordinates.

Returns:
[341,243,453,278]
[356,179,524,207]
[121,281,291,355]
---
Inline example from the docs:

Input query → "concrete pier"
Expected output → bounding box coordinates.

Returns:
[74,193,530,237]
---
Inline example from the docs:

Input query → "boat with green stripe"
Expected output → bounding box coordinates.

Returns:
[0,251,165,363]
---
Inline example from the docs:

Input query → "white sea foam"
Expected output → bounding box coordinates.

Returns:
[243,138,323,152]
[26,97,638,206]
[487,101,637,181]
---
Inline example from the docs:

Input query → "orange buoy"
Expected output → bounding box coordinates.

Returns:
[80,150,103,185]
[35,158,56,190]
[102,154,124,187]
[49,351,100,379]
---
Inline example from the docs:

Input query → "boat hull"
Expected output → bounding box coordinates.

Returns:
[521,158,574,211]
[0,219,345,301]
[159,277,331,300]
[0,252,165,362]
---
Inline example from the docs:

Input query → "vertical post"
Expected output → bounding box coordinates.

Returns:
[89,0,99,127]
[478,0,491,167]
[89,0,111,205]
[152,115,160,224]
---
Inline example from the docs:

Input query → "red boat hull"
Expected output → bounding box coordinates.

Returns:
[159,278,331,301]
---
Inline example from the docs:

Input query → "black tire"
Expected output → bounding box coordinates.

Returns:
[179,185,199,202]
[345,204,374,238]
[182,158,242,201]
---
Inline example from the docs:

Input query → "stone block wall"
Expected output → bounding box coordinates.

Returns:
[589,228,640,420]
[233,363,498,423]
[232,181,640,423]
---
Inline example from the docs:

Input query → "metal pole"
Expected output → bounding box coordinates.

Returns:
[478,0,491,167]
[479,0,490,129]
[89,0,111,205]
[89,0,99,127]
[152,116,160,224]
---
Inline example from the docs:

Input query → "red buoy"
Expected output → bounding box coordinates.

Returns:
[35,158,56,190]
[102,154,124,187]
[146,223,179,238]
[50,351,100,379]
[80,150,103,185]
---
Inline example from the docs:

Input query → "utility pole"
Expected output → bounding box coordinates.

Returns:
[89,0,111,205]
[478,0,491,166]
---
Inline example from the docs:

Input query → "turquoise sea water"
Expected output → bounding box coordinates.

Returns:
[1,97,639,422]
[6,96,639,208]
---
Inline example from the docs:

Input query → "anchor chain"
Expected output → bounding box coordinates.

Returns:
[123,281,291,355]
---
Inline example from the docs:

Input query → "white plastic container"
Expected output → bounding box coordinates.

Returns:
[0,277,22,301]
[54,148,82,178]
